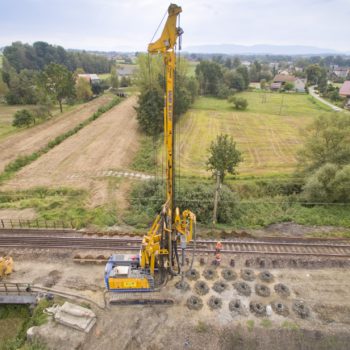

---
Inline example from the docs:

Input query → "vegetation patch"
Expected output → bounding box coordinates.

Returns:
[0,187,117,229]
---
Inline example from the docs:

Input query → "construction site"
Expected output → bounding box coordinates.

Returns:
[1,2,350,350]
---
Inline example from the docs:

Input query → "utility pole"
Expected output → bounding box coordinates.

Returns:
[213,171,221,225]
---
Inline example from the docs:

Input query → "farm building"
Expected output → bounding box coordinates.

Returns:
[117,66,137,77]
[77,74,100,85]
[271,74,306,92]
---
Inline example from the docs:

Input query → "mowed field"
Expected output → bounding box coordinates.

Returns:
[3,96,140,193]
[0,94,114,173]
[174,92,333,177]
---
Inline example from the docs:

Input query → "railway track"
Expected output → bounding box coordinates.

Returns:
[1,233,350,258]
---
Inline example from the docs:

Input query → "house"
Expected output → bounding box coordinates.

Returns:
[294,78,306,92]
[340,81,350,97]
[117,66,137,77]
[77,74,100,85]
[333,67,349,79]
[270,82,282,91]
[340,81,350,109]
[271,74,306,92]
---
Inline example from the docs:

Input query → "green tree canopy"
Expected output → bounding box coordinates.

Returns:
[195,60,223,95]
[75,77,92,101]
[135,86,163,135]
[228,96,248,110]
[207,134,243,182]
[38,63,75,112]
[298,113,350,173]
[110,66,119,90]
[303,163,350,203]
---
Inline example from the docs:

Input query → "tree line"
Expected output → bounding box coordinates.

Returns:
[3,41,111,73]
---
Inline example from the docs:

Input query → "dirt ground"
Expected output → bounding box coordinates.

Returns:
[0,94,114,173]
[0,208,37,220]
[3,96,139,189]
[5,250,350,350]
[2,96,140,208]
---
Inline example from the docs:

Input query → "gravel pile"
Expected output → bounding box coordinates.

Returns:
[274,283,291,297]
[233,281,251,296]
[255,284,271,297]
[212,280,228,293]
[241,269,255,281]
[194,280,210,295]
[221,268,237,281]
[186,295,203,310]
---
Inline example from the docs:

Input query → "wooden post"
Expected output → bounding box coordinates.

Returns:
[213,171,221,225]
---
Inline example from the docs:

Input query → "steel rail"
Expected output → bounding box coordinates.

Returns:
[1,235,350,258]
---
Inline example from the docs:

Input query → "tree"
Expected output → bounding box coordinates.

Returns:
[135,86,163,135]
[236,65,249,88]
[298,113,350,173]
[224,71,245,91]
[12,109,34,127]
[38,63,75,112]
[195,60,223,96]
[110,66,119,90]
[207,134,243,182]
[306,64,322,85]
[303,163,350,203]
[228,96,248,110]
[75,77,92,101]
[283,82,294,91]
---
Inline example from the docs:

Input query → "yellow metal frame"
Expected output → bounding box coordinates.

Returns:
[140,4,196,276]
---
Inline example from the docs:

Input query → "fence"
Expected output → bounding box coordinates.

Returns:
[0,218,76,230]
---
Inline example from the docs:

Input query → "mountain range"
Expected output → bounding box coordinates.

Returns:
[184,44,348,55]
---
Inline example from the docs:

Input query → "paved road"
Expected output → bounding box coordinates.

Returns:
[309,85,342,112]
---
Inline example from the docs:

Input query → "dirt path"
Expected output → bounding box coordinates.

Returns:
[0,94,114,173]
[3,96,140,195]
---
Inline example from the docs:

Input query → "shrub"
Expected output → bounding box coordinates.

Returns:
[127,180,240,225]
[12,109,34,127]
[228,96,248,110]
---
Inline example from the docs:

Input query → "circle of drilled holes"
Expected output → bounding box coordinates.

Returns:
[175,280,190,291]
[194,280,210,296]
[186,269,200,281]
[229,299,244,314]
[274,283,291,297]
[255,284,271,297]
[292,300,310,319]
[221,268,237,281]
[241,269,256,281]
[203,267,217,280]
[208,296,222,310]
[233,281,252,296]
[259,270,274,283]
[272,301,289,316]
[213,280,228,293]
[186,295,203,310]
[249,301,266,317]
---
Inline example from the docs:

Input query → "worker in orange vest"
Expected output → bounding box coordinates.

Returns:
[215,241,222,254]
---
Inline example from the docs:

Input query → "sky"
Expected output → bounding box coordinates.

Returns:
[0,0,349,52]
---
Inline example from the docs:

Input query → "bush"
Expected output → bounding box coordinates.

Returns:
[127,180,240,225]
[12,109,34,128]
[228,96,248,110]
[302,163,350,203]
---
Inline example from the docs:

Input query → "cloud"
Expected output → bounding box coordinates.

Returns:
[0,0,349,52]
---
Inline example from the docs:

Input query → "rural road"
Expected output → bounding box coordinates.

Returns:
[309,85,342,112]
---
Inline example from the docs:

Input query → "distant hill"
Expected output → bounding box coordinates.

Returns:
[184,44,341,55]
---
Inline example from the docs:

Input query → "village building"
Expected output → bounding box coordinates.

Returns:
[340,81,350,108]
[271,74,306,92]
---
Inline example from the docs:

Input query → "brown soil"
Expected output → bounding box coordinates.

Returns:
[2,96,140,212]
[3,250,350,350]
[0,95,113,173]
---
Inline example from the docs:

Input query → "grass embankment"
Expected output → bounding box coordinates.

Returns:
[0,299,52,350]
[0,97,121,184]
[0,187,118,228]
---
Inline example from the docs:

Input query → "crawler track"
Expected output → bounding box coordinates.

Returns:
[1,231,350,258]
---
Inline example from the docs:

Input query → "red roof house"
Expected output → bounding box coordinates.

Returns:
[339,81,350,97]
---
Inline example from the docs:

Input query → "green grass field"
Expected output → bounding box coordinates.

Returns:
[165,91,335,177]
